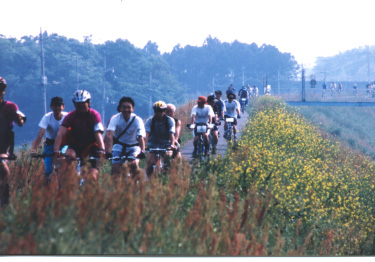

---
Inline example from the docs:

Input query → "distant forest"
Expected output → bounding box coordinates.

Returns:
[0,32,299,145]
[312,46,375,82]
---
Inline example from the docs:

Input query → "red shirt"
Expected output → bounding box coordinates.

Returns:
[0,101,19,153]
[62,108,102,148]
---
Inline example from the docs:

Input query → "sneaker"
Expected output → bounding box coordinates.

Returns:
[211,147,217,154]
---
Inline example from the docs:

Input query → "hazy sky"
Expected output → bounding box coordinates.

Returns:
[2,0,375,67]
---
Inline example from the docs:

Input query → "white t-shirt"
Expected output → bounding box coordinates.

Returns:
[224,100,239,118]
[107,113,145,145]
[191,104,215,124]
[38,111,68,140]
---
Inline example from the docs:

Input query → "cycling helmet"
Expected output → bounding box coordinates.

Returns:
[0,77,7,89]
[153,101,167,110]
[72,90,91,103]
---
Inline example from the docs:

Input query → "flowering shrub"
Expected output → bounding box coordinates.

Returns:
[208,96,375,254]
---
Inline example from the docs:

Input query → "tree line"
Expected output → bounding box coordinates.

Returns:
[0,33,299,145]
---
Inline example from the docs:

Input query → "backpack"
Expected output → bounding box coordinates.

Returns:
[150,114,170,134]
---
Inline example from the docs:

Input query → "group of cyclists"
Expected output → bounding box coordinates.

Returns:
[0,75,249,207]
[321,81,375,97]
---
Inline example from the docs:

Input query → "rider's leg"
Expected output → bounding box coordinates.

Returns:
[0,159,10,207]
[203,133,210,149]
[192,135,199,156]
[146,153,157,177]
[43,144,54,185]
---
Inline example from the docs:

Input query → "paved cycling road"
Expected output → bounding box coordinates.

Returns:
[180,110,249,160]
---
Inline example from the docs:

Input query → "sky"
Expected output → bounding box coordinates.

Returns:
[2,0,375,68]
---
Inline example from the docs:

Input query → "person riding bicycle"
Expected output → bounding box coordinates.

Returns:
[252,86,258,98]
[238,86,250,107]
[31,97,68,185]
[166,103,181,158]
[207,95,220,154]
[190,96,215,157]
[104,96,145,179]
[224,92,241,139]
[226,84,235,96]
[144,101,176,178]
[53,90,105,182]
[0,76,26,206]
[214,90,225,120]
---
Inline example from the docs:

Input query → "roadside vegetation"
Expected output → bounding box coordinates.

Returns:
[1,96,375,255]
[297,105,375,158]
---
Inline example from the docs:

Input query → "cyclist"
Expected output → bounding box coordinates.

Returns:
[0,76,26,207]
[226,84,235,96]
[207,95,219,154]
[144,101,176,178]
[252,86,259,98]
[214,90,225,120]
[166,103,181,158]
[224,92,241,139]
[264,85,271,96]
[238,85,250,107]
[338,82,343,94]
[104,96,145,178]
[190,96,214,157]
[322,82,327,97]
[53,90,105,182]
[31,97,68,185]
[353,84,358,96]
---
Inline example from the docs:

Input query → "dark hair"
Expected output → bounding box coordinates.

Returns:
[50,96,64,106]
[117,96,135,112]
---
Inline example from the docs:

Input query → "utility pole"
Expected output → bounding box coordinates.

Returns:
[40,28,47,114]
[242,66,245,87]
[102,58,107,125]
[277,69,280,95]
[149,72,152,117]
[212,77,215,93]
[76,57,79,90]
[302,68,306,102]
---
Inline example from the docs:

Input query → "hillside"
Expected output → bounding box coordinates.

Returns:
[296,106,375,158]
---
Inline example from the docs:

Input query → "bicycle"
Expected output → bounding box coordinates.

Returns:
[106,154,139,179]
[187,123,214,161]
[0,154,18,206]
[240,98,247,113]
[146,147,173,177]
[223,117,235,142]
[35,152,98,186]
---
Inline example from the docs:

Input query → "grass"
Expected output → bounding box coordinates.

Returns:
[1,96,375,255]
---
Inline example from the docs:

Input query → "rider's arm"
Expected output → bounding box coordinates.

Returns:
[145,132,149,146]
[54,126,68,153]
[191,114,196,125]
[14,113,25,127]
[94,131,105,152]
[103,130,114,154]
[137,136,145,152]
[31,128,46,152]
[175,119,181,142]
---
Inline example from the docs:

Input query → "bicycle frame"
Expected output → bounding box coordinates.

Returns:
[224,117,235,142]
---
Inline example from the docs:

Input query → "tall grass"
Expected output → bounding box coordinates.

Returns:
[1,96,375,255]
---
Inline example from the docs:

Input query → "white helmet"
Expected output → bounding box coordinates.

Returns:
[72,90,91,103]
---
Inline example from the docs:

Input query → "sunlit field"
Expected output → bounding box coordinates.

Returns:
[1,96,375,255]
